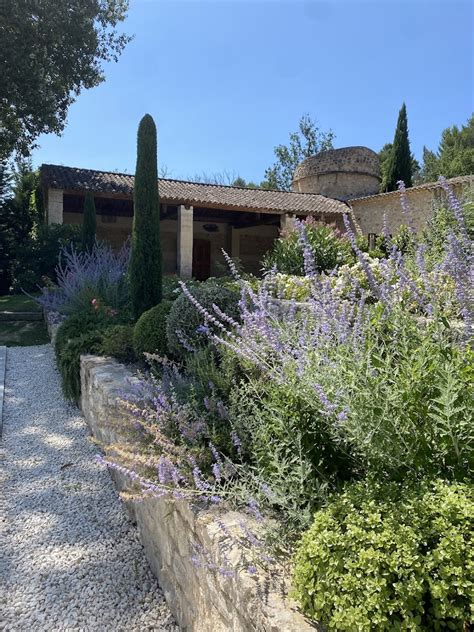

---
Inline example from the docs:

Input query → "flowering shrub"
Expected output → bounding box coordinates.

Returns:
[35,240,130,316]
[95,178,473,623]
[267,272,313,301]
[262,218,353,275]
[170,180,473,504]
[293,479,474,631]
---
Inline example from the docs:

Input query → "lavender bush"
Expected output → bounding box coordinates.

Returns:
[35,240,130,316]
[97,178,472,583]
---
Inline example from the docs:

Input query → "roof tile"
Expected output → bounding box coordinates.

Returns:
[41,164,349,216]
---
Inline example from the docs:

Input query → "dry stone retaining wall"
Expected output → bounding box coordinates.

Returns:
[80,354,317,632]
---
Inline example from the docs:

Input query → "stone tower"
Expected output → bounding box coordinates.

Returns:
[293,146,380,200]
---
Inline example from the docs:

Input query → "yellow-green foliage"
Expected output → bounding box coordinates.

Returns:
[293,479,474,631]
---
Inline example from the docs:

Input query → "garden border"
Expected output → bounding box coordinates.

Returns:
[80,353,318,632]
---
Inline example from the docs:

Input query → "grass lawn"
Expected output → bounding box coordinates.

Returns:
[0,294,41,312]
[0,321,50,346]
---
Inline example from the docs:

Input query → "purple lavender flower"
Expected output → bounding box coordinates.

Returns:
[231,430,243,458]
[397,181,417,235]
[247,497,263,522]
[192,466,211,492]
[212,462,222,483]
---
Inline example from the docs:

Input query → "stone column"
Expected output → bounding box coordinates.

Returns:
[280,213,295,233]
[47,188,64,225]
[177,205,193,279]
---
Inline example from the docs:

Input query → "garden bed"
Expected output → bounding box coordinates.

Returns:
[80,354,317,632]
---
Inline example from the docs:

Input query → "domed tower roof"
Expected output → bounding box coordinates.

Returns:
[293,146,380,201]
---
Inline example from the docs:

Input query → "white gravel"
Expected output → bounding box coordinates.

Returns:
[0,345,177,631]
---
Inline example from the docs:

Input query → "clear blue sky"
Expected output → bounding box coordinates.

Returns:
[32,0,473,183]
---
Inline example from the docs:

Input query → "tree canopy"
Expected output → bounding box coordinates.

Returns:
[379,142,420,191]
[384,103,413,191]
[420,114,474,182]
[130,114,162,318]
[264,114,335,190]
[0,0,131,160]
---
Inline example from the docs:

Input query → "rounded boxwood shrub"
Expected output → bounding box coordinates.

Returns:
[166,282,240,359]
[133,300,173,359]
[99,324,135,363]
[293,479,474,631]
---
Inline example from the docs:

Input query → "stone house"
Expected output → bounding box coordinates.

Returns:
[292,146,474,237]
[40,164,349,279]
[40,149,473,279]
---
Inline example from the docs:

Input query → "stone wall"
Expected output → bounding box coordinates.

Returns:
[80,355,318,632]
[349,176,474,236]
[293,147,380,200]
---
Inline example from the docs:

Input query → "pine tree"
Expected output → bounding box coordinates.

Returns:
[386,103,413,191]
[129,114,162,318]
[81,191,96,252]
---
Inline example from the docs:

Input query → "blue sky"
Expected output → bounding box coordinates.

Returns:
[32,0,473,183]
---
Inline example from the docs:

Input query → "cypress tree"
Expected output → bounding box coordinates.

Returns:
[386,103,413,191]
[81,191,96,251]
[129,113,162,318]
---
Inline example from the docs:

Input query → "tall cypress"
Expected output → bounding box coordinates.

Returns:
[81,191,96,251]
[386,103,412,191]
[129,114,162,318]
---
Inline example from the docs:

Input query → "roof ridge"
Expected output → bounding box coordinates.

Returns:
[40,163,341,199]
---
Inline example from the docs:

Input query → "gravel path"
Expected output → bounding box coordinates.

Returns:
[0,345,177,631]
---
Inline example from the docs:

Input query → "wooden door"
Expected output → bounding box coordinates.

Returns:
[192,239,211,280]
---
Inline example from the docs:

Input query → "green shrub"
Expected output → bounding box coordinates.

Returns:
[55,312,100,356]
[133,301,172,359]
[99,324,135,363]
[166,282,240,359]
[269,272,313,301]
[229,376,353,529]
[262,218,353,275]
[55,312,105,401]
[293,479,474,631]
[10,223,81,292]
[185,345,242,402]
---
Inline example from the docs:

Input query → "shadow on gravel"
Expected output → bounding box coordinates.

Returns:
[1,346,175,630]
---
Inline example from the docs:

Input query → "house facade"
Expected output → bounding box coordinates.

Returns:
[40,150,473,280]
[40,164,349,279]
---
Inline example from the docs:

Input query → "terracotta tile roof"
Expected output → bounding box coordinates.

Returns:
[41,164,349,216]
[348,175,474,202]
